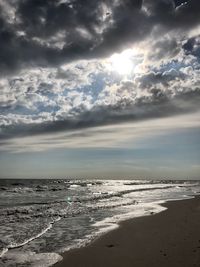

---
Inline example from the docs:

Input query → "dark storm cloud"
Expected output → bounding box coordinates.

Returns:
[0,0,200,74]
[136,69,186,88]
[145,0,200,30]
[183,35,200,59]
[148,38,181,62]
[1,88,200,140]
[0,0,144,74]
[0,16,62,74]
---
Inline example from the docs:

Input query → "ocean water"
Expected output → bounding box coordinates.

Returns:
[0,179,199,267]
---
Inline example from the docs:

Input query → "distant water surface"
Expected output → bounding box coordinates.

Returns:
[0,179,199,267]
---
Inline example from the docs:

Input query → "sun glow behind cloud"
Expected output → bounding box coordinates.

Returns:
[106,49,137,75]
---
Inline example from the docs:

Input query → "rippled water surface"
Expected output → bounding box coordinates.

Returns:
[0,179,199,266]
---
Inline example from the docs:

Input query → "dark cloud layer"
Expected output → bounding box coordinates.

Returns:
[1,88,200,140]
[0,0,142,74]
[0,0,200,74]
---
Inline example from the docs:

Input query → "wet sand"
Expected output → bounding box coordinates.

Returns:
[55,196,200,267]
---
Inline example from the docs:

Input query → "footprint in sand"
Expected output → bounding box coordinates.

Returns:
[106,244,115,248]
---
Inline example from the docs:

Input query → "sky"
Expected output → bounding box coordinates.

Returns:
[0,0,200,179]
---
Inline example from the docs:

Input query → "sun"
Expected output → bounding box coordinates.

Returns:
[108,49,134,75]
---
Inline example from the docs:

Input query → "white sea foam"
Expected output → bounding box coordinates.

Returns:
[1,251,62,267]
[0,248,8,258]
[8,224,53,249]
[91,201,167,236]
[69,184,80,188]
[0,217,61,259]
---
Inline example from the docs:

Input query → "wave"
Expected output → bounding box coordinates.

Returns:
[0,217,61,259]
[0,184,191,221]
[74,185,177,203]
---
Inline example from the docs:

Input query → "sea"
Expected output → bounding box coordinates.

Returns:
[0,179,199,267]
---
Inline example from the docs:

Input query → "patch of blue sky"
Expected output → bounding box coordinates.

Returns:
[153,60,189,73]
[77,73,106,101]
[64,71,121,103]
[36,103,60,114]
[4,100,59,116]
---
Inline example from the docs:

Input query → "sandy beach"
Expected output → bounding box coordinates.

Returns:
[55,196,200,267]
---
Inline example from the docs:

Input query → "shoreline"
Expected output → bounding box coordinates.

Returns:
[54,195,200,267]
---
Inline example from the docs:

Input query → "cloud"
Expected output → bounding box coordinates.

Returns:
[1,34,200,140]
[135,69,186,89]
[0,0,200,148]
[0,87,200,140]
[0,0,200,75]
[1,111,200,153]
[147,37,181,63]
